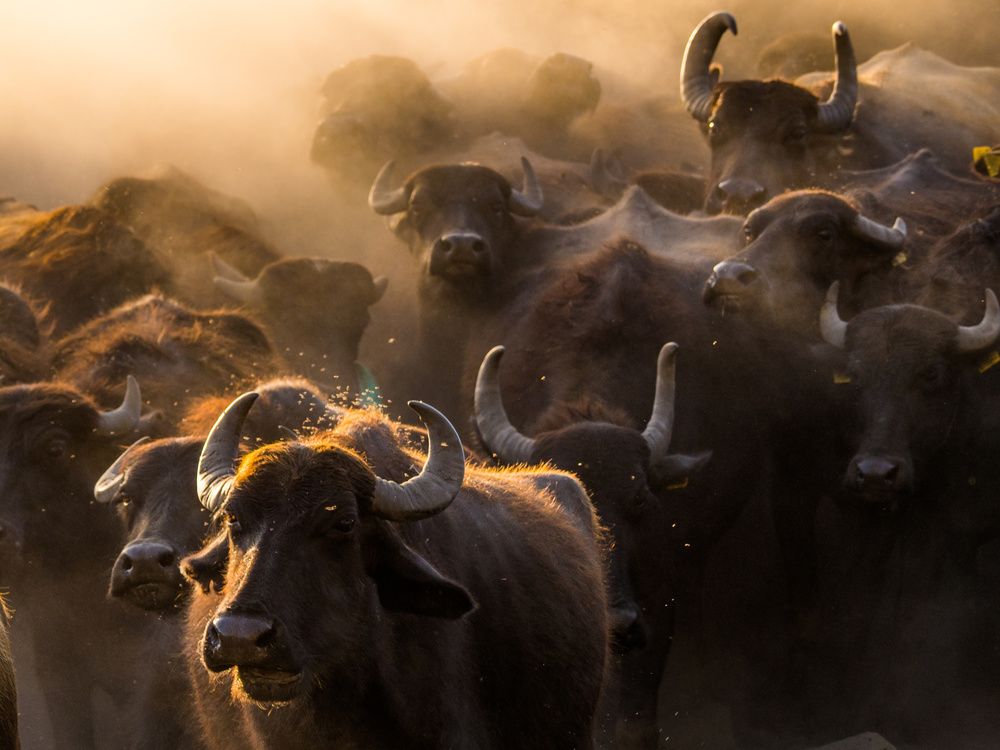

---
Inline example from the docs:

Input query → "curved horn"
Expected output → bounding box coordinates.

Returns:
[815,22,858,133]
[208,252,251,283]
[680,11,737,122]
[197,391,259,513]
[473,346,537,464]
[213,276,265,307]
[368,161,411,216]
[854,215,906,249]
[371,401,465,522]
[95,375,143,436]
[641,343,679,461]
[94,436,151,504]
[819,281,848,348]
[507,157,544,217]
[956,289,1000,353]
[587,148,628,202]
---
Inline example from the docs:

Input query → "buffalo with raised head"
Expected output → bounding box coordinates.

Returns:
[473,342,709,749]
[681,12,1000,214]
[184,394,609,749]
[703,190,908,338]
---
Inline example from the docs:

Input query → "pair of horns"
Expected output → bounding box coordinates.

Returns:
[368,157,544,218]
[820,281,1000,352]
[196,393,465,523]
[474,343,679,464]
[681,12,858,133]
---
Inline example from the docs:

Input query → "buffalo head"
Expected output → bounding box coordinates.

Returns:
[702,191,905,336]
[681,12,857,214]
[821,283,1000,506]
[188,394,469,705]
[369,159,543,298]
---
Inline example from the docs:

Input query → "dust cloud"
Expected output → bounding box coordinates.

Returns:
[1,0,998,259]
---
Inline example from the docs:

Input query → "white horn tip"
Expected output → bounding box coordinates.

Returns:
[826,280,841,304]
[833,21,847,37]
[893,217,907,237]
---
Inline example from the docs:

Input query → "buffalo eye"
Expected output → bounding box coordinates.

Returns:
[333,516,355,534]
[816,228,835,242]
[707,120,722,142]
[36,435,70,463]
[785,125,808,145]
[743,226,756,245]
[226,513,242,536]
[490,200,505,218]
[916,365,947,392]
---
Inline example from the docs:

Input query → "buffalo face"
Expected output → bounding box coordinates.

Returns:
[369,160,542,298]
[680,13,857,215]
[702,191,905,336]
[821,287,1000,506]
[190,395,470,706]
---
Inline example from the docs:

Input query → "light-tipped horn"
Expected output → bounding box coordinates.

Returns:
[208,252,251,283]
[815,22,858,134]
[681,11,737,122]
[197,391,259,513]
[641,343,679,461]
[473,346,537,464]
[854,215,907,249]
[213,276,265,307]
[94,436,151,504]
[95,375,143,436]
[820,281,848,348]
[368,161,411,216]
[371,401,465,522]
[956,289,1000,353]
[507,157,544,217]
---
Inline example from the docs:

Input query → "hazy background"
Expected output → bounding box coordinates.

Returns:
[1,0,998,259]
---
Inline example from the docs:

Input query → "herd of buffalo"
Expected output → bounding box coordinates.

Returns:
[2,8,1000,749]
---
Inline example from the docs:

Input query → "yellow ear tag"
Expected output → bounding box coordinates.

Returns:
[978,350,1000,373]
[973,146,1000,178]
[892,251,907,267]
[667,477,689,491]
[834,372,851,384]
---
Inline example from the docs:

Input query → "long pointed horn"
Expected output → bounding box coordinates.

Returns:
[956,289,1000,353]
[214,276,265,307]
[680,11,737,122]
[641,343,679,461]
[368,161,411,216]
[854,215,907,248]
[473,346,537,464]
[507,157,544,217]
[95,375,143,436]
[371,401,465,522]
[815,22,858,133]
[197,391,259,513]
[94,436,151,504]
[820,281,848,348]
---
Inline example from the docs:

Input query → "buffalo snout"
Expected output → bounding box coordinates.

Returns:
[111,539,186,611]
[708,178,768,215]
[429,232,490,278]
[845,454,914,504]
[204,612,279,671]
[609,600,649,652]
[703,260,761,310]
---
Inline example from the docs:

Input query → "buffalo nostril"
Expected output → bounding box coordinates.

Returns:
[472,240,486,254]
[736,268,758,286]
[157,549,176,568]
[121,555,134,572]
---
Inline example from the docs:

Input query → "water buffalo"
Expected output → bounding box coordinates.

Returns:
[184,395,609,749]
[210,255,387,400]
[681,12,1000,214]
[0,204,171,335]
[473,343,709,749]
[703,190,907,338]
[0,377,175,748]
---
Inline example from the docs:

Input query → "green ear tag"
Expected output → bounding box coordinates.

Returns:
[834,372,851,384]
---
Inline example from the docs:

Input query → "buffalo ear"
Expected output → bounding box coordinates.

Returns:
[649,450,713,488]
[181,533,229,595]
[375,541,475,619]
